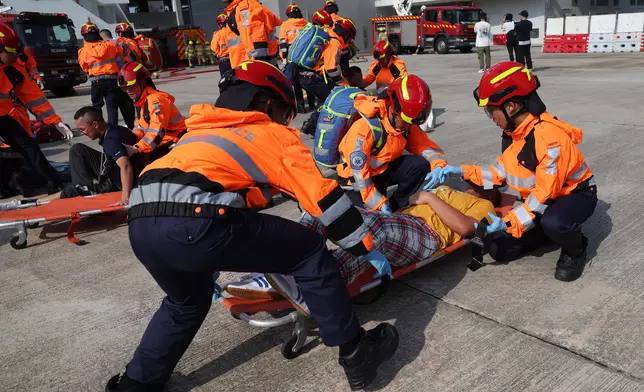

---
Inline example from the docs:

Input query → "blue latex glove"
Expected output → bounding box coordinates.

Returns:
[485,212,508,234]
[380,203,393,216]
[363,249,393,279]
[423,169,444,191]
[441,165,464,179]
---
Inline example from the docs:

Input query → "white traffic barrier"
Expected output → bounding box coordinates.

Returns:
[565,16,590,35]
[587,42,613,53]
[546,17,565,36]
[614,32,641,41]
[590,14,617,34]
[612,35,642,53]
[588,33,614,43]
[617,12,644,33]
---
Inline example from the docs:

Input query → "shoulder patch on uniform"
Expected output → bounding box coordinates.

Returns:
[350,151,367,170]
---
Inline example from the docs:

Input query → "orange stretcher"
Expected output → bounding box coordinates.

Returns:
[0,192,127,249]
[217,195,516,360]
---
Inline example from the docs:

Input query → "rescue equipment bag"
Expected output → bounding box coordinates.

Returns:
[287,23,330,70]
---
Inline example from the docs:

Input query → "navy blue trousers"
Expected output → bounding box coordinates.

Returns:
[218,58,231,76]
[90,78,134,128]
[283,62,305,106]
[126,210,361,385]
[488,187,598,262]
[347,155,430,212]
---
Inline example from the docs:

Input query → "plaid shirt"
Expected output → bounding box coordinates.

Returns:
[300,209,441,284]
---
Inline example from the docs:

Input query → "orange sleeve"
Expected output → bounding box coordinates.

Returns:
[134,98,171,153]
[363,61,377,86]
[462,157,507,190]
[323,40,344,84]
[78,49,89,73]
[340,119,387,210]
[405,126,447,170]
[280,138,374,256]
[237,3,270,59]
[25,54,41,81]
[15,68,61,125]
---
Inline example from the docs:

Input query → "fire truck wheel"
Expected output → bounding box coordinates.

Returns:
[50,87,76,98]
[435,36,449,54]
[389,37,402,55]
[459,47,473,53]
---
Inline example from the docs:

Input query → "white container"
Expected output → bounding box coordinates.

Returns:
[546,18,565,36]
[590,14,616,34]
[565,16,590,35]
[617,12,644,33]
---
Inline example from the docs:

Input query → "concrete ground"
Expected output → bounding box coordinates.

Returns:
[2,48,644,392]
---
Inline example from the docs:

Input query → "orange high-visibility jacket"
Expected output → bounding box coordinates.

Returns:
[116,36,143,62]
[78,41,123,77]
[278,17,307,59]
[364,56,408,93]
[17,53,41,82]
[132,86,186,153]
[226,0,281,60]
[462,112,595,238]
[128,104,374,256]
[212,27,237,60]
[337,96,447,210]
[1,65,61,126]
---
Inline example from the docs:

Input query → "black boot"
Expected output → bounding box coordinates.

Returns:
[554,236,588,282]
[300,115,317,136]
[105,373,165,392]
[339,323,399,391]
[297,103,307,114]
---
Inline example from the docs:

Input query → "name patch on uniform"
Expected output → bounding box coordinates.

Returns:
[350,151,367,170]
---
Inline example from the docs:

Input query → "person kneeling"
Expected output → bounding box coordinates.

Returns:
[41,106,144,205]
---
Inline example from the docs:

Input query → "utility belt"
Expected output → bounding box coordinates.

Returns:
[518,40,531,46]
[297,68,321,79]
[570,176,597,194]
[89,74,118,82]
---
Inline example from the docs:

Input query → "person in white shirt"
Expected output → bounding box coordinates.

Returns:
[502,13,517,61]
[474,13,492,73]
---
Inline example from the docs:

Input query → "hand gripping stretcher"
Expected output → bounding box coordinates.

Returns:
[0,192,127,249]
[217,196,516,360]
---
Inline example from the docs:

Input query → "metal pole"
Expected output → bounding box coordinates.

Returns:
[172,0,184,26]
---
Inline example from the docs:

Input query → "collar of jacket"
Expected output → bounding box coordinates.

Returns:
[354,96,404,136]
[185,104,299,135]
[505,113,539,140]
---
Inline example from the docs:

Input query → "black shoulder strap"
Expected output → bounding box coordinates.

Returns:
[372,63,382,76]
[143,98,151,124]
[389,63,401,79]
[4,66,24,89]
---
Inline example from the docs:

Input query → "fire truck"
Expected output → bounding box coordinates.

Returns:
[372,3,483,54]
[0,11,86,97]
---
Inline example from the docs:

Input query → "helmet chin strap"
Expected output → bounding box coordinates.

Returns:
[502,102,527,132]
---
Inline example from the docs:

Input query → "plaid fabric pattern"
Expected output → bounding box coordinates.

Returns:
[300,209,441,284]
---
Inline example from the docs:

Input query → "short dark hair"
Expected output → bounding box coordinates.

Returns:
[520,10,529,18]
[347,66,363,77]
[481,13,488,21]
[100,29,113,38]
[505,13,513,21]
[74,106,104,123]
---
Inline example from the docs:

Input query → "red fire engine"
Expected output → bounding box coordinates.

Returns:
[372,3,483,54]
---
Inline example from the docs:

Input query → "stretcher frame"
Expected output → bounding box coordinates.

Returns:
[218,202,515,360]
[0,193,127,249]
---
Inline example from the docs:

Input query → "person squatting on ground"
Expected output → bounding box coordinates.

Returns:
[211,14,234,75]
[429,61,597,282]
[362,39,408,94]
[223,0,282,66]
[40,106,144,205]
[337,75,448,213]
[78,23,135,129]
[299,17,358,136]
[117,61,186,161]
[279,3,308,113]
[0,24,72,194]
[105,61,400,392]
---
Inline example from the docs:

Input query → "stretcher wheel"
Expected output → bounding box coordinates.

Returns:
[10,236,27,250]
[26,223,39,229]
[281,334,303,360]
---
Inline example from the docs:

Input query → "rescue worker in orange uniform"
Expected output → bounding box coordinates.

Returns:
[115,22,143,62]
[104,60,399,392]
[117,62,186,160]
[337,75,447,213]
[279,4,308,112]
[363,40,408,94]
[78,23,135,129]
[325,1,355,63]
[300,17,357,136]
[0,24,72,193]
[17,51,43,89]
[431,62,597,282]
[212,13,234,75]
[312,8,334,29]
[223,0,281,65]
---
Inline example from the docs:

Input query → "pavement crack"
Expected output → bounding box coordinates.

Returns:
[397,280,644,385]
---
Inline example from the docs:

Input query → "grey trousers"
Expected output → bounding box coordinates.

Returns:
[477,46,491,70]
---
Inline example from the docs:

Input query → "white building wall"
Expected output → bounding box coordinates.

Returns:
[474,0,546,45]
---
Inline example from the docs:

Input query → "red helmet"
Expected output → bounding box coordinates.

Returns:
[388,75,433,126]
[334,18,357,42]
[324,0,338,12]
[312,9,333,27]
[373,40,394,60]
[115,22,133,34]
[474,61,539,108]
[117,61,150,88]
[80,23,99,35]
[0,24,21,54]
[219,60,296,124]
[286,4,301,16]
[216,14,228,27]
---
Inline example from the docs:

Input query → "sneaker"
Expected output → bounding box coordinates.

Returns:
[478,69,485,73]
[105,373,165,392]
[554,236,589,282]
[266,273,311,317]
[339,324,400,391]
[224,273,281,300]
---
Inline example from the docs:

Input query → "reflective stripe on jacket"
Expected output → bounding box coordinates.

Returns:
[133,87,186,153]
[78,41,123,76]
[363,56,408,94]
[0,65,61,125]
[226,0,281,60]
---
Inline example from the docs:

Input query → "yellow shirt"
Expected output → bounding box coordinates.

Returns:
[402,186,496,249]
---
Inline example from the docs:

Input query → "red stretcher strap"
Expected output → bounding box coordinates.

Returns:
[66,212,85,245]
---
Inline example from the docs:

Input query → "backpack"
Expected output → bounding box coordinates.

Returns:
[314,86,383,168]
[287,23,329,70]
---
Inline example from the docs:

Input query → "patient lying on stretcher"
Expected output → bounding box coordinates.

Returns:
[225,186,497,302]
